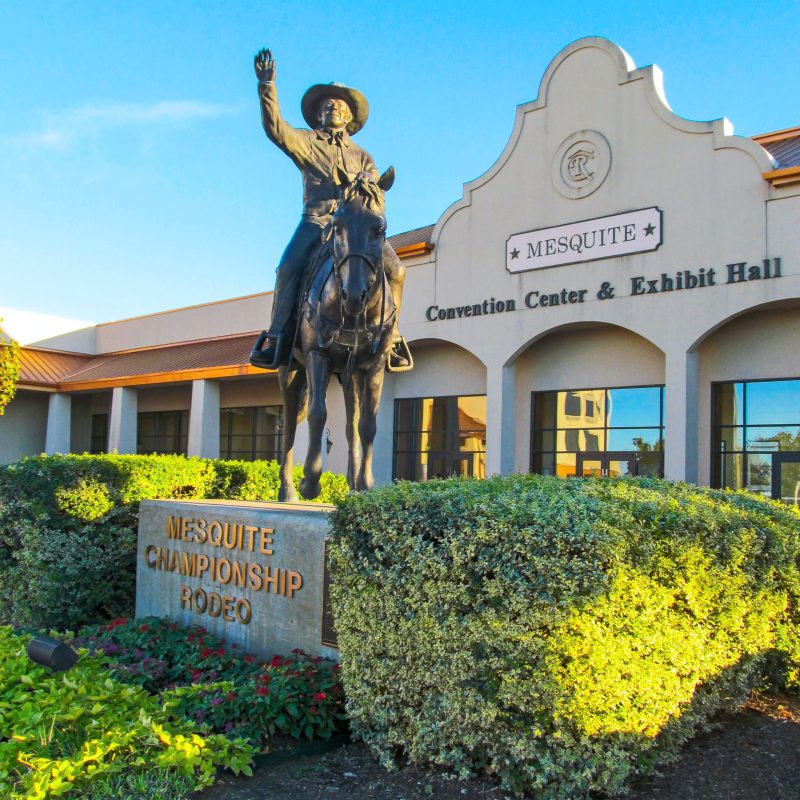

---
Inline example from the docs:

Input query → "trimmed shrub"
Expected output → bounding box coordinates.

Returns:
[328,475,800,798]
[0,454,347,630]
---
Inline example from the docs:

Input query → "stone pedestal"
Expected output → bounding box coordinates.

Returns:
[136,499,337,659]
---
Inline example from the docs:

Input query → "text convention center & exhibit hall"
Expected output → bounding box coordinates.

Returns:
[3,37,800,506]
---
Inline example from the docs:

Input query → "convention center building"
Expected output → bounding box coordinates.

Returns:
[3,38,800,505]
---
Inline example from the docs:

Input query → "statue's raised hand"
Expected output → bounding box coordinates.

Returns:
[254,48,276,82]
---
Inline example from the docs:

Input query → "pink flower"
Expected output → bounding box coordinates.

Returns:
[313,692,327,701]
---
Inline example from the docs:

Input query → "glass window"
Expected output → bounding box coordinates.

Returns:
[714,382,743,428]
[220,406,283,462]
[393,395,486,481]
[564,393,582,417]
[606,387,662,428]
[137,411,188,455]
[90,414,108,454]
[746,380,800,425]
[711,379,800,493]
[531,385,664,478]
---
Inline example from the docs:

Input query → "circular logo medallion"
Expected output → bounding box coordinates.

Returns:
[551,130,612,199]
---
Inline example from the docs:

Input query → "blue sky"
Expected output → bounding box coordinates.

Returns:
[2,1,799,324]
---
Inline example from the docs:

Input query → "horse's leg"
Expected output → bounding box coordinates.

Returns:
[300,351,331,500]
[278,365,307,502]
[342,372,362,491]
[357,359,386,491]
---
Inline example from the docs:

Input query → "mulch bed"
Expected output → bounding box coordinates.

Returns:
[199,694,800,799]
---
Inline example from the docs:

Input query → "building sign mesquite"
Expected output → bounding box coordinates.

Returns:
[506,207,663,273]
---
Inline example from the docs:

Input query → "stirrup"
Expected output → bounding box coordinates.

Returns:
[386,336,413,373]
[249,331,283,370]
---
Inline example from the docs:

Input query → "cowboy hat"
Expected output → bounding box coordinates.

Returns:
[301,82,369,135]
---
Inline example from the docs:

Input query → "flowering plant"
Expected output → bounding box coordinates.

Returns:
[74,617,345,746]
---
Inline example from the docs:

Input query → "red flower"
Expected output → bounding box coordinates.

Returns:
[270,656,283,667]
[201,648,213,658]
[106,617,129,632]
[256,686,270,696]
[215,647,225,656]
[244,654,255,663]
[313,692,327,701]
[291,648,306,655]
[226,691,237,702]
[138,624,149,632]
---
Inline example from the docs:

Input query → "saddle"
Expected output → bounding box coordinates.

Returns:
[250,237,413,372]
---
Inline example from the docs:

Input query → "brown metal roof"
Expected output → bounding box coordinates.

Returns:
[388,224,434,251]
[60,333,261,386]
[753,126,800,168]
[17,332,267,391]
[18,348,92,387]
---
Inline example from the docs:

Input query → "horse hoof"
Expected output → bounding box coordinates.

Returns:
[299,478,321,500]
[279,485,299,503]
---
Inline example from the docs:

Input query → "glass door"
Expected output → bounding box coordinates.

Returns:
[772,454,800,508]
[576,452,637,478]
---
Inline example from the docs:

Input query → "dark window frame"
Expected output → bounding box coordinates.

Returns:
[90,413,108,454]
[530,384,665,477]
[136,410,189,455]
[711,377,800,491]
[219,405,283,462]
[393,394,487,481]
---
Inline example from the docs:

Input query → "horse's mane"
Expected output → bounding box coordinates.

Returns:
[338,175,385,216]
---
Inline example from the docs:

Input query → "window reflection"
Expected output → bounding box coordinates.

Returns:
[394,395,486,481]
[712,379,800,496]
[531,386,664,478]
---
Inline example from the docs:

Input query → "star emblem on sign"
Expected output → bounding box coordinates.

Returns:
[510,248,520,259]
[643,223,656,236]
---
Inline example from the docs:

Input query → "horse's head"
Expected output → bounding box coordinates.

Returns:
[331,166,395,317]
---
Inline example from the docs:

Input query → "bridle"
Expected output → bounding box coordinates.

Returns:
[312,207,394,386]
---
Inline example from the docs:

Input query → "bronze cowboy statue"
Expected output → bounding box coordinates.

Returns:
[249,48,412,500]
[249,48,410,371]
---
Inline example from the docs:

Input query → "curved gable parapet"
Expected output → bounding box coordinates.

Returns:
[431,36,775,247]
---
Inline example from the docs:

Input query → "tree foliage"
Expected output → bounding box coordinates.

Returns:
[0,319,20,416]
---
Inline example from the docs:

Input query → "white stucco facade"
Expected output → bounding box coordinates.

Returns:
[3,38,799,500]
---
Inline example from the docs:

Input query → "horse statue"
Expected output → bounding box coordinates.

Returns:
[255,167,400,501]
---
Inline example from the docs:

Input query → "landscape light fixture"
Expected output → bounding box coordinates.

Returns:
[27,635,78,672]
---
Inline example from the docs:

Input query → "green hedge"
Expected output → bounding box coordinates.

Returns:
[328,475,800,798]
[0,454,347,630]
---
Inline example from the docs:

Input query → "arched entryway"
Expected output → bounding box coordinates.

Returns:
[695,299,800,506]
[510,321,666,478]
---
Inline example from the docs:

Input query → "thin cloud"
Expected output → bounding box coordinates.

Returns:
[13,100,240,149]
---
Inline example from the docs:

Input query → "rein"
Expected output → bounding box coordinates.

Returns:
[311,243,393,387]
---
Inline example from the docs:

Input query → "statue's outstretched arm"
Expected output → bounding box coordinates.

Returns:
[254,48,310,165]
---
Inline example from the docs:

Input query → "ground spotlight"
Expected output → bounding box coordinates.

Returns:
[27,635,78,672]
